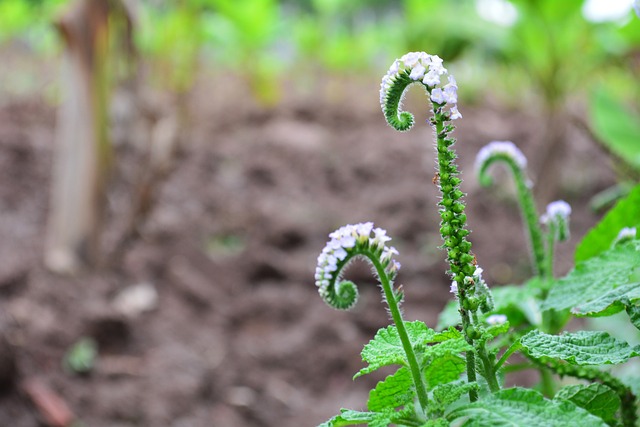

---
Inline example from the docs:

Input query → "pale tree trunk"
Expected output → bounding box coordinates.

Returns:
[45,0,133,274]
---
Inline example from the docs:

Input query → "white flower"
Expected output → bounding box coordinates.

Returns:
[409,64,426,80]
[541,200,571,225]
[372,228,392,246]
[450,105,462,120]
[450,281,458,295]
[474,141,527,172]
[401,51,422,68]
[486,314,507,326]
[442,85,457,104]
[617,227,637,240]
[422,70,440,87]
[431,88,445,104]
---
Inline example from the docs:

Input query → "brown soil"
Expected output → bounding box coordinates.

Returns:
[0,78,616,426]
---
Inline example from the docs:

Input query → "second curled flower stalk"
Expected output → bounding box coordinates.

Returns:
[380,52,498,398]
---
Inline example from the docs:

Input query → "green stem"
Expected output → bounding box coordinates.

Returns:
[544,222,556,286]
[477,342,500,392]
[512,165,547,279]
[433,108,479,401]
[539,368,555,397]
[370,257,430,413]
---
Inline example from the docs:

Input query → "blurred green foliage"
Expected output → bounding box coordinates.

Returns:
[0,0,637,108]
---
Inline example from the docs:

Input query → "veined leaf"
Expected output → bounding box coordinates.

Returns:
[543,240,640,314]
[554,383,621,424]
[319,409,391,427]
[572,283,640,317]
[355,321,434,378]
[433,380,479,408]
[576,184,640,262]
[520,330,639,365]
[447,387,607,426]
[424,354,466,388]
[367,368,414,412]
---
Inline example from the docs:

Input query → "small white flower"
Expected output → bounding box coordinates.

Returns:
[401,51,422,68]
[409,64,426,81]
[431,88,445,104]
[334,247,348,261]
[450,280,458,295]
[613,227,637,246]
[443,85,458,104]
[372,227,392,246]
[486,314,507,325]
[474,141,528,172]
[422,70,441,87]
[450,105,462,120]
[340,235,356,248]
[541,200,571,225]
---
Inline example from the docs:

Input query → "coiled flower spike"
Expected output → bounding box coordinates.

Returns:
[315,222,430,411]
[475,141,547,279]
[380,52,503,399]
[315,222,401,310]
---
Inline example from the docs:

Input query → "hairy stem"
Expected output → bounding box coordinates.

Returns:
[370,256,430,413]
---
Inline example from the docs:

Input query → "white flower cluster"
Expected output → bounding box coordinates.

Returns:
[380,51,461,120]
[541,200,571,225]
[315,222,400,298]
[450,266,485,298]
[614,227,637,245]
[475,141,528,172]
[486,314,507,326]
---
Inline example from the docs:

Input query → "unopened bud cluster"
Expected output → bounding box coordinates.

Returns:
[315,222,401,310]
[541,200,572,242]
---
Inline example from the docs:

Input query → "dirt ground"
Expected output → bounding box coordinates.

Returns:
[0,75,617,426]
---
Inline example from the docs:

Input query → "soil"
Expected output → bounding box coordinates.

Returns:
[0,76,617,426]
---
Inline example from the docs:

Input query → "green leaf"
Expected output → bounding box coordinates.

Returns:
[554,383,621,424]
[433,380,479,408]
[424,354,466,388]
[447,387,607,426]
[625,303,640,331]
[576,184,640,262]
[571,283,640,317]
[319,409,391,427]
[367,368,414,412]
[588,89,640,171]
[355,321,434,378]
[543,240,640,314]
[520,330,639,365]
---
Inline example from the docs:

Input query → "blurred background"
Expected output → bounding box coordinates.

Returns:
[0,0,638,425]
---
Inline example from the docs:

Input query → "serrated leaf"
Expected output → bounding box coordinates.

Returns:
[319,409,391,427]
[576,183,640,262]
[571,283,640,317]
[424,354,466,388]
[626,303,640,331]
[554,383,621,424]
[520,330,639,365]
[447,387,607,426]
[543,241,640,313]
[355,321,434,378]
[418,419,449,427]
[423,337,473,361]
[367,367,414,412]
[433,380,479,408]
[431,326,463,342]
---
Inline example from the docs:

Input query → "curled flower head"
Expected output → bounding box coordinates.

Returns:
[475,141,528,185]
[541,200,571,241]
[380,51,461,131]
[315,222,402,310]
[613,227,637,246]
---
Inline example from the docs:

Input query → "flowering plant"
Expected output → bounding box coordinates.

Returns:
[312,52,640,427]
